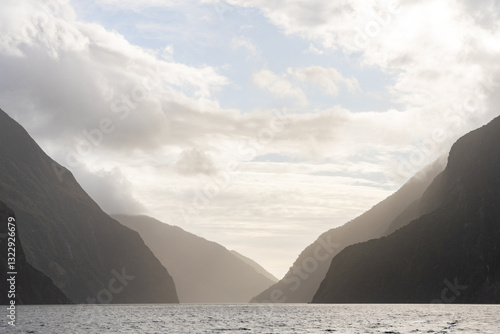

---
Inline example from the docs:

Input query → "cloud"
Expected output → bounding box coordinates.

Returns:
[213,0,360,50]
[460,0,500,29]
[91,0,200,11]
[174,148,218,176]
[289,66,360,96]
[305,43,324,55]
[222,0,500,136]
[250,65,360,108]
[230,36,258,57]
[3,0,500,277]
[0,0,230,156]
[252,69,308,106]
[145,156,395,276]
[73,166,146,215]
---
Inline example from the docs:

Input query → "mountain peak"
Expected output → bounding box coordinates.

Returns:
[313,115,500,303]
[0,108,178,303]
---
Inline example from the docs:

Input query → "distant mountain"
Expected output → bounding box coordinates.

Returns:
[113,214,277,303]
[0,200,70,304]
[313,116,500,303]
[251,159,444,303]
[230,250,278,282]
[0,108,178,303]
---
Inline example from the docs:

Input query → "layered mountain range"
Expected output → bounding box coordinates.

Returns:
[113,214,276,303]
[252,159,444,303]
[313,116,500,303]
[0,108,178,304]
[0,107,275,304]
[2,104,499,305]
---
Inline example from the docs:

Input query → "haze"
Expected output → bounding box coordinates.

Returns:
[0,0,499,277]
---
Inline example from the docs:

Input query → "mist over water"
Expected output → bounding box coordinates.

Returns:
[2,304,499,333]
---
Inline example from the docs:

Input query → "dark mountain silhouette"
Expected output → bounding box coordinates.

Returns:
[313,116,500,303]
[251,159,444,303]
[0,108,178,304]
[0,200,70,304]
[113,214,276,303]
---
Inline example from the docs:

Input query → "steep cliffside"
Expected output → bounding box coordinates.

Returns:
[313,116,500,303]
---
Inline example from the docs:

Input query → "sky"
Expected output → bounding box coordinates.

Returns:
[0,0,499,278]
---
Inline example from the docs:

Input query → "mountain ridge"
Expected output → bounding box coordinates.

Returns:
[113,214,277,303]
[313,115,500,303]
[0,108,178,304]
[230,250,278,282]
[251,158,445,303]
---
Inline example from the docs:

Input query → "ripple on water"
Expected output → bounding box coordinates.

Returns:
[0,304,499,334]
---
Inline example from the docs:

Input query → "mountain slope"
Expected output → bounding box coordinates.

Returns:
[313,116,500,303]
[251,160,444,303]
[113,214,276,303]
[230,250,278,282]
[0,200,70,305]
[0,108,178,303]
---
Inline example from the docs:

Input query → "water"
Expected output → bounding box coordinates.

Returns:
[1,304,498,333]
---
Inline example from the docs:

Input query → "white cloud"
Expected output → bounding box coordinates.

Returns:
[174,148,218,176]
[222,0,500,148]
[214,0,362,50]
[252,69,308,106]
[73,166,146,215]
[305,43,324,55]
[289,66,360,96]
[230,36,258,57]
[3,0,500,277]
[0,0,231,155]
[251,65,360,108]
[91,0,200,11]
